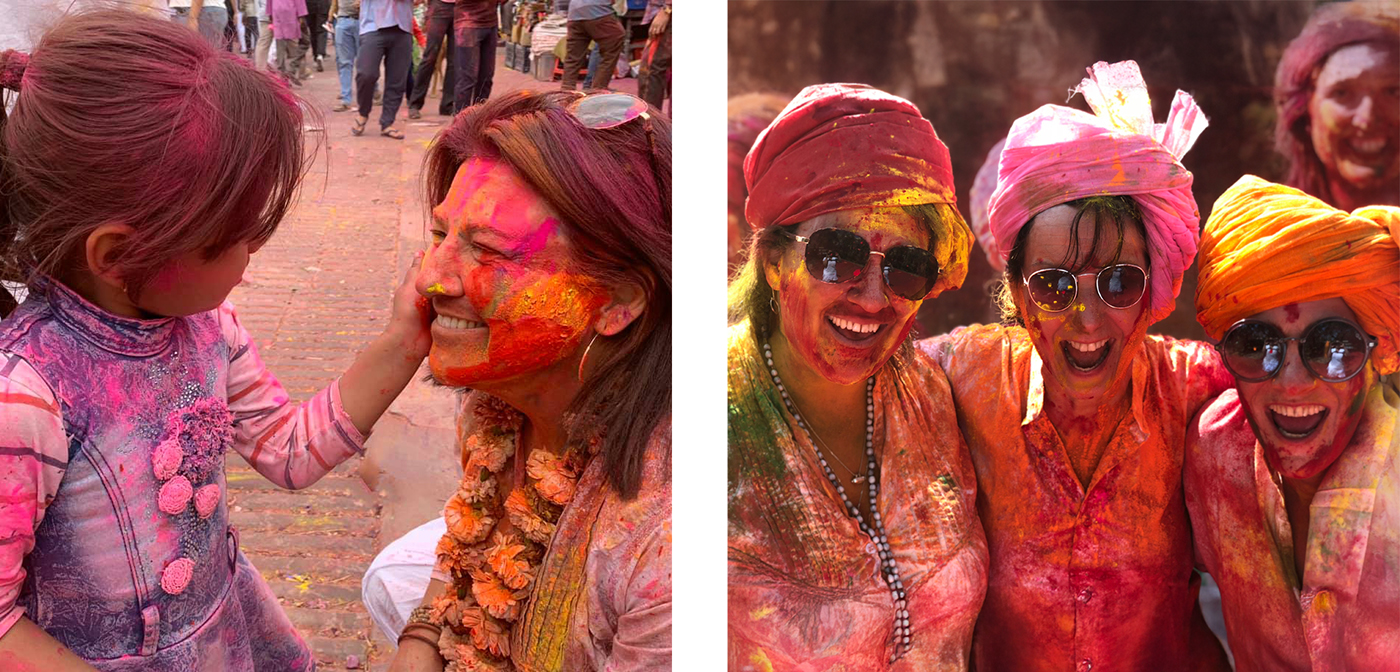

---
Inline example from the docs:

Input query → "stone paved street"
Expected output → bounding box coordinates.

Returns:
[224,41,639,670]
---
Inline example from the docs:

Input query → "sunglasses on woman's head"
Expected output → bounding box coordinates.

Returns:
[778,228,940,301]
[1022,264,1149,313]
[1216,318,1377,383]
[566,92,662,191]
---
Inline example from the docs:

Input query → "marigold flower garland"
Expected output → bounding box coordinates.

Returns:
[430,395,596,671]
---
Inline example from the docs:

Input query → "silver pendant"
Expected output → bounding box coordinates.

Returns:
[852,474,866,484]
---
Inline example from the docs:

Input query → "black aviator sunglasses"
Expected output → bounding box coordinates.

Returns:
[778,227,940,301]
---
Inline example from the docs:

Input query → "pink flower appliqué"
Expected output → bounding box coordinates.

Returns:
[161,557,195,594]
[151,438,182,481]
[158,475,193,514]
[167,398,234,483]
[194,484,220,519]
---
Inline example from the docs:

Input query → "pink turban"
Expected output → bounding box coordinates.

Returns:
[744,83,970,295]
[987,60,1208,323]
[969,137,1008,271]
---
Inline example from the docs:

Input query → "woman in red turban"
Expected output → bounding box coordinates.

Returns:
[727,83,985,670]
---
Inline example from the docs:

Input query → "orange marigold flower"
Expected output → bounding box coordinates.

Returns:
[469,567,526,621]
[444,492,495,544]
[429,591,468,628]
[504,488,556,544]
[525,450,578,506]
[474,395,522,431]
[457,470,497,505]
[486,532,534,590]
[469,612,511,658]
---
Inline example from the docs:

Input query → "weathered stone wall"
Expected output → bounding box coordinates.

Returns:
[730,0,1323,339]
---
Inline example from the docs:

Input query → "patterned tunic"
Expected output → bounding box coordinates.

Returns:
[729,322,988,671]
[1185,386,1400,672]
[917,324,1234,672]
[0,278,366,670]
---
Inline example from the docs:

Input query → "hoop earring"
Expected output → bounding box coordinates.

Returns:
[578,333,600,383]
[769,295,779,314]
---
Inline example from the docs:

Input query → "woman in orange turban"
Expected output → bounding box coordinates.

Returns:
[1186,175,1399,671]
[728,83,985,670]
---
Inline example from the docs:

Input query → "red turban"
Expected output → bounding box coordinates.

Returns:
[743,83,969,294]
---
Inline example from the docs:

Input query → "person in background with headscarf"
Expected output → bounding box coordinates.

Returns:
[728,83,986,670]
[726,92,788,275]
[916,61,1234,671]
[1274,2,1398,211]
[1186,176,1399,672]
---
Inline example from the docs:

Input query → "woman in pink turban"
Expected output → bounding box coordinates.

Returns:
[916,61,1234,671]
[728,83,986,670]
[1275,2,1399,211]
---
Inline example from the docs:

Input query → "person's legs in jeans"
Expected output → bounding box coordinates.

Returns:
[471,26,495,104]
[198,6,230,49]
[638,22,670,109]
[452,27,484,115]
[378,28,412,130]
[560,20,591,91]
[356,29,387,121]
[408,0,454,114]
[586,15,626,91]
[256,18,274,70]
[334,17,359,107]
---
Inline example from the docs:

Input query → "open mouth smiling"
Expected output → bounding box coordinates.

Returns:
[1062,338,1112,372]
[825,313,888,344]
[1269,404,1328,439]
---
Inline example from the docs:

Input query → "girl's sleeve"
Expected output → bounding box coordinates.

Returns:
[219,302,367,490]
[0,354,67,638]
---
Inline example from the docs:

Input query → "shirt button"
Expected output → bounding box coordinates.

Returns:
[1077,659,1092,672]
[1077,588,1093,603]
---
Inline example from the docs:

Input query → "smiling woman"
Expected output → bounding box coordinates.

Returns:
[1186,175,1400,670]
[726,83,987,670]
[375,89,672,672]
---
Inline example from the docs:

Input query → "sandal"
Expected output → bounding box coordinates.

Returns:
[332,102,351,112]
[381,125,405,140]
[351,116,367,136]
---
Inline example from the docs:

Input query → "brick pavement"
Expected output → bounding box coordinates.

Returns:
[224,42,639,670]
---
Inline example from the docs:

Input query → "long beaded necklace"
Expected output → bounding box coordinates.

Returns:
[762,341,912,663]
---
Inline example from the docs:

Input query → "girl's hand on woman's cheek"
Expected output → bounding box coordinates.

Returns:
[388,251,435,360]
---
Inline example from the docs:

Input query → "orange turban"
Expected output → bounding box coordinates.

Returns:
[1197,175,1400,375]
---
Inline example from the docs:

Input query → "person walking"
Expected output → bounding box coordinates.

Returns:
[254,0,274,70]
[406,0,455,119]
[170,0,232,48]
[560,0,625,91]
[353,0,414,138]
[638,0,670,109]
[268,0,309,85]
[451,0,498,115]
[306,0,330,71]
[240,0,259,52]
[330,0,361,111]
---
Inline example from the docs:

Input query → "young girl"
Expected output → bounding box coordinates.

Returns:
[0,9,429,671]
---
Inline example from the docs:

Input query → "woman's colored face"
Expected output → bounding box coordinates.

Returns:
[416,157,608,389]
[767,206,930,385]
[1234,298,1372,481]
[1308,42,1400,193]
[1015,205,1149,403]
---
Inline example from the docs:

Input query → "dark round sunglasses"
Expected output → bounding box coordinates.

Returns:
[1022,264,1150,313]
[779,228,940,301]
[1216,317,1378,383]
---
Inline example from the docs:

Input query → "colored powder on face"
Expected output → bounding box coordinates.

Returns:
[426,283,447,295]
[1284,303,1301,324]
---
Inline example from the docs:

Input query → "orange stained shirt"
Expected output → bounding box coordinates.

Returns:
[917,324,1234,672]
[1185,386,1400,672]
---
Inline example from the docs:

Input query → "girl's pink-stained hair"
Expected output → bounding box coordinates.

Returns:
[0,8,308,298]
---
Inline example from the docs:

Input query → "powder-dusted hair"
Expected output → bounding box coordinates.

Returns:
[424,90,672,500]
[0,9,307,298]
[1273,3,1399,202]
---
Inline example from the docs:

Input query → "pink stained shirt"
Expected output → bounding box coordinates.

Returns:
[1184,386,1400,672]
[917,324,1234,672]
[0,300,366,637]
[729,322,989,671]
